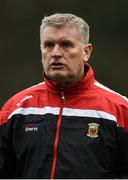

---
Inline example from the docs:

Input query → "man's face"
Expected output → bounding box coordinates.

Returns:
[41,24,92,84]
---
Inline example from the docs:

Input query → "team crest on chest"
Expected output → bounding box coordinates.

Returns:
[87,123,99,138]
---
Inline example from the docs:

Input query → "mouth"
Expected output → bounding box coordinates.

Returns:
[50,63,65,69]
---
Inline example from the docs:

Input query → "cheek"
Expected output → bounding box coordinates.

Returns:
[72,55,85,73]
[41,50,46,60]
[70,52,84,66]
[69,48,84,60]
[41,51,49,66]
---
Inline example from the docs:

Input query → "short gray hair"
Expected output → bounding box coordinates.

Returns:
[40,13,90,44]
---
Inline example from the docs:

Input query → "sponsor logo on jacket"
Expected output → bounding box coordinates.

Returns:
[24,121,43,132]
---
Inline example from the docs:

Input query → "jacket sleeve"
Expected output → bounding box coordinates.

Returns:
[0,106,17,178]
[0,90,33,178]
[116,104,128,178]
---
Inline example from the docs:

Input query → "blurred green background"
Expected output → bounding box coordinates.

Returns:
[0,0,128,108]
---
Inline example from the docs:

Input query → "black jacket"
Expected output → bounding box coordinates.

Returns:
[0,64,128,178]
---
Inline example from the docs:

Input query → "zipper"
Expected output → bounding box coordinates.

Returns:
[60,88,66,104]
[50,88,65,179]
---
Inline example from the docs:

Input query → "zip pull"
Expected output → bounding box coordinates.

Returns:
[60,88,66,104]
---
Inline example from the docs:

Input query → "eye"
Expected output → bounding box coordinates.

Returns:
[43,41,54,49]
[60,41,74,48]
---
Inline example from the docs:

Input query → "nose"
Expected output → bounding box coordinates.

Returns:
[52,44,62,57]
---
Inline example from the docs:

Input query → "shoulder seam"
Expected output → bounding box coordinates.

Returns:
[94,81,128,103]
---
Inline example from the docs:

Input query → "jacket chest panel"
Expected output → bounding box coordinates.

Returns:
[9,113,119,178]
[12,114,118,155]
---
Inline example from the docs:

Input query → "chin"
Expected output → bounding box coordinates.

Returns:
[48,73,68,83]
[46,69,75,82]
[52,76,66,83]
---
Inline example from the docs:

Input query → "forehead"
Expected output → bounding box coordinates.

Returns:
[41,24,82,42]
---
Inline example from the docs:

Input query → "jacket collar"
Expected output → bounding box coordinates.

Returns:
[44,63,94,95]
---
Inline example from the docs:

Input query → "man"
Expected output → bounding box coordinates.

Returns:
[0,13,128,179]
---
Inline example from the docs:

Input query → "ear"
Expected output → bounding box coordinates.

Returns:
[83,43,92,63]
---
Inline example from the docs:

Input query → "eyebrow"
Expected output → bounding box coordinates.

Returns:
[43,39,74,44]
